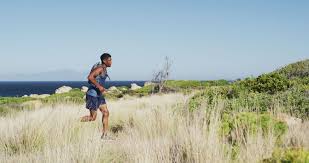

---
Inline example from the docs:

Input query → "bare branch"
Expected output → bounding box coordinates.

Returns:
[152,56,173,93]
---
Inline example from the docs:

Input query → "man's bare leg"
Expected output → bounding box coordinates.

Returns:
[80,110,97,122]
[99,104,109,136]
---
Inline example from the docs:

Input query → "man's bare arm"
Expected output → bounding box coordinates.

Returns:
[87,67,105,93]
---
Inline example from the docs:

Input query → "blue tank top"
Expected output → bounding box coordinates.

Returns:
[86,63,110,97]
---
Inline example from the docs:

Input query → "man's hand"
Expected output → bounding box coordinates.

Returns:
[98,86,105,93]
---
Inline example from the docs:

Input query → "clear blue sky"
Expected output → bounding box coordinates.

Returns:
[0,0,308,81]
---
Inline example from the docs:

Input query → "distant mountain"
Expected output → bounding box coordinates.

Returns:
[0,69,88,81]
[273,59,309,79]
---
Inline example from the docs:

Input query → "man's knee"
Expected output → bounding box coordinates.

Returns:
[101,109,109,117]
[99,105,109,117]
[103,110,109,117]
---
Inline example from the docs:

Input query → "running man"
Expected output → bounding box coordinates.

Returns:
[80,53,112,139]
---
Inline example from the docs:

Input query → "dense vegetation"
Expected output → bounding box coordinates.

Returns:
[187,59,308,161]
[275,59,309,79]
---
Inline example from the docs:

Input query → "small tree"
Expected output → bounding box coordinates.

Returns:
[152,56,173,93]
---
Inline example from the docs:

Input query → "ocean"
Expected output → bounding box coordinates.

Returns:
[0,81,146,97]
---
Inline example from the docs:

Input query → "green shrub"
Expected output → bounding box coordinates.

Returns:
[188,87,229,112]
[188,85,250,112]
[221,112,287,143]
[117,86,129,93]
[240,73,291,94]
[275,86,309,119]
[189,85,308,119]
[290,77,309,88]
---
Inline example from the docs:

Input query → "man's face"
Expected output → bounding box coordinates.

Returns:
[104,57,112,67]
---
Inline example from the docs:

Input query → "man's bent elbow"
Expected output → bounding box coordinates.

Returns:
[87,75,93,81]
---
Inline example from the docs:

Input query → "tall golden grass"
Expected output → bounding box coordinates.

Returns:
[0,93,307,163]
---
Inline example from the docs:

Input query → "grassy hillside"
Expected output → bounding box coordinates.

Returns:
[274,59,309,79]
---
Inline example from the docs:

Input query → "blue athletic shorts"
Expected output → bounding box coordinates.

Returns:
[85,94,106,111]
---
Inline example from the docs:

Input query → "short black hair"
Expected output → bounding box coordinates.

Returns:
[100,53,111,62]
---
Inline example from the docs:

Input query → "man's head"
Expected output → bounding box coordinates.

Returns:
[100,53,112,67]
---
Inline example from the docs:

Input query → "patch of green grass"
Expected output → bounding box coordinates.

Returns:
[201,79,231,86]
[0,97,33,105]
[165,80,230,91]
[41,88,84,104]
[263,148,309,163]
[166,80,205,89]
[0,97,36,116]
[129,85,155,97]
